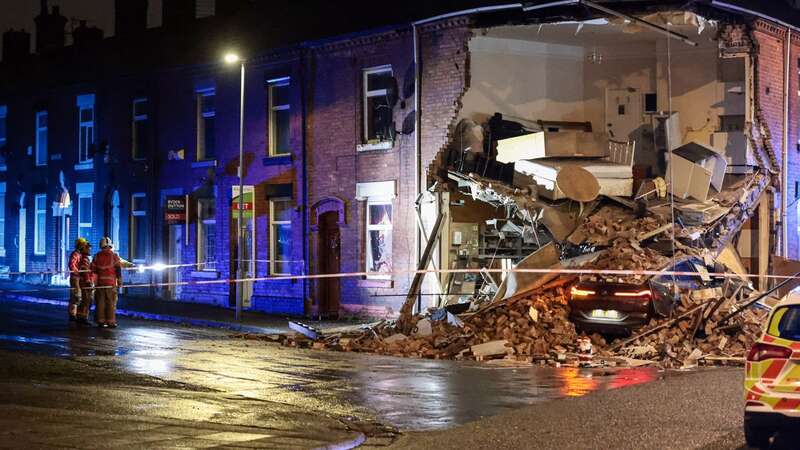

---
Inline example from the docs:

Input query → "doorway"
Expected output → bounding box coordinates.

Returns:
[167,224,182,300]
[18,208,26,274]
[230,216,254,309]
[318,211,341,318]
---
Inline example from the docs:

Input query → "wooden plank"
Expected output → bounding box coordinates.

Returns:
[397,212,445,334]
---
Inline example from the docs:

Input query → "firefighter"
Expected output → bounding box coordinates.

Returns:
[91,237,122,328]
[67,238,88,321]
[74,240,94,325]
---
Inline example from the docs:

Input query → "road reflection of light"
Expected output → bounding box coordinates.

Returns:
[123,328,176,377]
[557,367,600,397]
[606,367,657,390]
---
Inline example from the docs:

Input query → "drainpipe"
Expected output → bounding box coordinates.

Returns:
[411,3,522,313]
[783,29,791,257]
[300,46,310,315]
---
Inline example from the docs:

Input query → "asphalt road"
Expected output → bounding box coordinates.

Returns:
[1,297,791,449]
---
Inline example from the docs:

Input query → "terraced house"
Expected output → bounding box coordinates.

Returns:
[1,0,800,318]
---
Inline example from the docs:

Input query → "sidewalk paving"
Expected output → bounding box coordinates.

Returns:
[0,280,372,334]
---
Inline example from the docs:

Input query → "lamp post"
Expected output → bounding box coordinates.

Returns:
[224,52,245,321]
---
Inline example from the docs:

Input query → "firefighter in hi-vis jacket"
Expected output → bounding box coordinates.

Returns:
[68,238,89,322]
[91,237,122,328]
[75,240,94,325]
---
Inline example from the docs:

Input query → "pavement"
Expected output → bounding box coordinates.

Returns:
[0,279,367,334]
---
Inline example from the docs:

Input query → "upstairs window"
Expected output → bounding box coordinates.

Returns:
[196,90,216,161]
[268,77,291,156]
[363,66,394,144]
[132,98,149,160]
[77,95,95,164]
[0,105,7,166]
[35,111,48,166]
[131,193,147,263]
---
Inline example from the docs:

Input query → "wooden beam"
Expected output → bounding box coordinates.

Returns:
[397,212,445,333]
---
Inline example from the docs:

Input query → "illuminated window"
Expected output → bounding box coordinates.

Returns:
[0,183,6,256]
[268,77,290,156]
[35,111,47,166]
[269,199,292,275]
[197,198,216,270]
[130,193,147,263]
[132,98,148,160]
[362,66,394,144]
[196,90,216,161]
[357,181,395,278]
[76,183,94,242]
[34,194,46,255]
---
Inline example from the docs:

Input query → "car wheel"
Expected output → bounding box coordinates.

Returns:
[744,422,771,449]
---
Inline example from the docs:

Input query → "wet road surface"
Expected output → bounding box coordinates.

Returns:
[0,297,664,448]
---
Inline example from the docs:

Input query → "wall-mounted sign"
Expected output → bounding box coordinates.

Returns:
[165,196,186,224]
[232,185,255,220]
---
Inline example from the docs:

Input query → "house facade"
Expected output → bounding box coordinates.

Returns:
[1,1,799,318]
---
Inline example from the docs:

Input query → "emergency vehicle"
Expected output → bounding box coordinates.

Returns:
[744,293,800,448]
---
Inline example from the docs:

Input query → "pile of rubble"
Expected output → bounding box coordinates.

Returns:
[246,280,766,369]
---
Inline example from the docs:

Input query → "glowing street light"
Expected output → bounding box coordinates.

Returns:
[223,51,246,322]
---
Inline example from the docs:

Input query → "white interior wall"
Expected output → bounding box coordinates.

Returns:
[462,23,730,148]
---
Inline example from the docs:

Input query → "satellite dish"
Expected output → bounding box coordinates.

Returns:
[556,165,600,202]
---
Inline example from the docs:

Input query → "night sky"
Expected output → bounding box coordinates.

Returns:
[0,0,164,50]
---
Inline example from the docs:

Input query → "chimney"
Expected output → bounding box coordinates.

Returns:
[72,21,104,46]
[2,29,31,63]
[34,0,67,52]
[162,0,197,28]
[115,0,149,37]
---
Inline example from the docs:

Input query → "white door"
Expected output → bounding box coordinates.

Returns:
[605,88,643,141]
[18,209,26,273]
[236,218,254,309]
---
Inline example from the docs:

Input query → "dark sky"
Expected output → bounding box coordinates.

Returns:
[0,0,164,49]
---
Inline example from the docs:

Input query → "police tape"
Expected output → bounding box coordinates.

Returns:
[0,265,798,294]
[0,259,304,277]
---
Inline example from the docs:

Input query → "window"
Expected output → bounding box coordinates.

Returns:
[35,111,48,166]
[77,95,95,163]
[363,66,394,144]
[269,199,292,275]
[768,306,800,340]
[197,198,216,270]
[196,90,216,161]
[0,183,6,256]
[78,194,92,241]
[0,105,7,168]
[132,98,148,160]
[268,78,290,156]
[130,193,147,263]
[34,194,46,255]
[366,201,392,277]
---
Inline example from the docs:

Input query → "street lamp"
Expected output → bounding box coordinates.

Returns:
[224,52,245,321]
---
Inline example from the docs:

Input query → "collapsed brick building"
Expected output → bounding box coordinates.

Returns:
[0,1,799,319]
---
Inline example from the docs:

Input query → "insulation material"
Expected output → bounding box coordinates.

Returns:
[496,131,608,163]
[516,159,633,200]
[666,142,728,201]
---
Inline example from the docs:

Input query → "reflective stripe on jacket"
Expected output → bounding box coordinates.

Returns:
[68,251,82,279]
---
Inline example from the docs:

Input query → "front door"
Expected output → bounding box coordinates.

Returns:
[167,224,182,300]
[319,212,341,318]
[231,217,254,309]
[18,208,26,274]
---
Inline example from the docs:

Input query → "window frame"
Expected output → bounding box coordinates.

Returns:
[269,198,292,276]
[267,77,291,157]
[196,89,216,161]
[34,194,47,256]
[35,111,48,166]
[196,198,216,271]
[77,193,93,241]
[131,98,148,161]
[365,199,393,279]
[78,104,95,163]
[0,183,6,257]
[130,193,147,263]
[362,65,393,144]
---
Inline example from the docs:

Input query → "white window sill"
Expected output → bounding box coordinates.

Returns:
[191,160,217,168]
[74,161,94,171]
[34,252,46,257]
[191,270,219,279]
[357,141,393,152]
